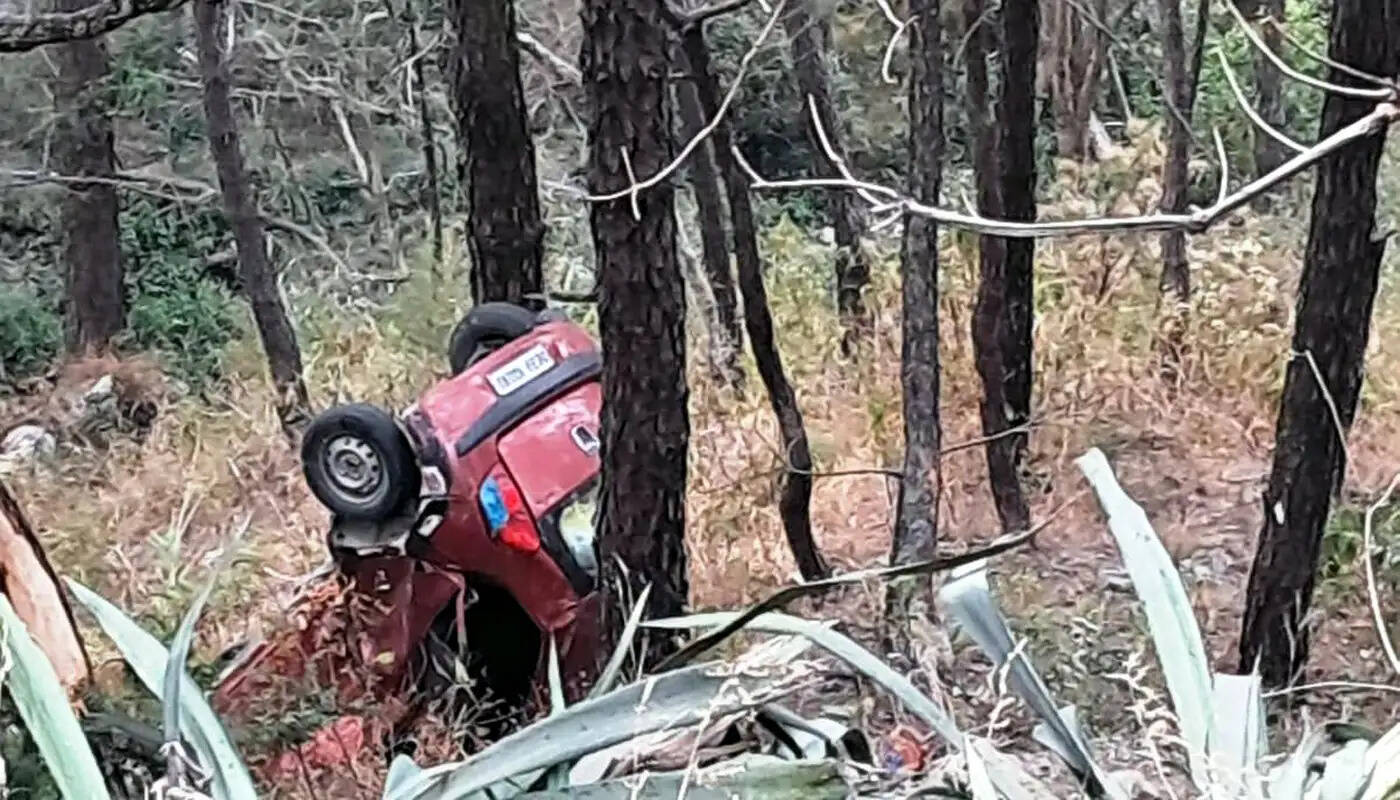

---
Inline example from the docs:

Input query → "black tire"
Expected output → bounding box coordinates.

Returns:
[447,302,539,375]
[300,403,420,521]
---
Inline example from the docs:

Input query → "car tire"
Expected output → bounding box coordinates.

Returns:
[301,403,420,521]
[447,302,539,375]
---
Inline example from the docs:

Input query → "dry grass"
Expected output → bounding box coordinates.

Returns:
[4,129,1400,795]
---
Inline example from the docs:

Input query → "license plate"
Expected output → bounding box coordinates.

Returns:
[486,344,555,396]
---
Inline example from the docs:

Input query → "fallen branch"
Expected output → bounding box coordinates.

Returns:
[0,0,188,52]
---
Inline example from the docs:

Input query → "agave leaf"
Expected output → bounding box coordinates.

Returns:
[66,578,257,800]
[964,735,997,800]
[515,755,849,799]
[388,638,812,800]
[1315,739,1370,800]
[165,517,247,747]
[647,611,1063,800]
[589,583,651,699]
[1076,448,1215,785]
[0,595,112,800]
[1211,672,1265,794]
[940,562,1123,798]
[1359,721,1400,800]
[1272,726,1332,800]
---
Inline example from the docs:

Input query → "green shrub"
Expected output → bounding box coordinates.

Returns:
[0,286,62,383]
[119,198,239,388]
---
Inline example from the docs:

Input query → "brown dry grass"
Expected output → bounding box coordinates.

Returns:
[4,130,1400,794]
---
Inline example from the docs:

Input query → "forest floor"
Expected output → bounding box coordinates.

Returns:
[5,140,1400,797]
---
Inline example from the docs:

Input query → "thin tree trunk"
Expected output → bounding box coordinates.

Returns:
[583,0,690,650]
[1239,0,1400,687]
[683,28,829,581]
[674,46,743,386]
[891,0,943,585]
[0,479,91,698]
[1041,0,1106,159]
[1157,0,1211,378]
[193,0,309,428]
[974,0,1038,534]
[782,0,872,353]
[1250,0,1290,176]
[405,4,443,266]
[451,0,545,307]
[54,0,123,356]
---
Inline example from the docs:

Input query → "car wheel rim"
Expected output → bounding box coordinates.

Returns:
[324,434,385,503]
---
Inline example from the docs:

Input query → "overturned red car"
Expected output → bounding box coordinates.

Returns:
[296,303,605,715]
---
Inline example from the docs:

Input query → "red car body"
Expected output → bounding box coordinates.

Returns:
[328,319,605,704]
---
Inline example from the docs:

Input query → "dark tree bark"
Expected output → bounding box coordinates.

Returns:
[683,25,829,581]
[53,0,123,356]
[451,0,545,307]
[781,0,872,352]
[973,0,1038,534]
[1242,0,1290,176]
[1239,0,1400,687]
[673,50,743,386]
[891,0,943,581]
[1157,0,1211,377]
[582,0,691,644]
[193,0,309,426]
[405,3,443,265]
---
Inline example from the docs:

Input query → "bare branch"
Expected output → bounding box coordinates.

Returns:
[734,101,1400,238]
[1223,0,1395,101]
[517,31,582,84]
[586,0,786,204]
[1217,48,1307,153]
[1211,127,1229,207]
[1263,17,1392,88]
[0,0,188,52]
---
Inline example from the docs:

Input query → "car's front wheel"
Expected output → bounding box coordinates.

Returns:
[300,403,420,521]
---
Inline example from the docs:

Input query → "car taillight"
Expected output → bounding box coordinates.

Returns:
[478,470,540,554]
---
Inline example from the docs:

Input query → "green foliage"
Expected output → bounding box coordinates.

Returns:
[0,286,62,382]
[119,198,239,388]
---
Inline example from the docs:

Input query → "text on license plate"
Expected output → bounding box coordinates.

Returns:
[487,344,555,395]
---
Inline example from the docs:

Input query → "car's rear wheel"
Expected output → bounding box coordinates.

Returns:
[447,302,539,375]
[300,403,420,521]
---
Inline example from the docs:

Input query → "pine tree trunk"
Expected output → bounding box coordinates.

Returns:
[1239,0,1400,687]
[193,0,309,427]
[683,27,830,581]
[583,0,690,646]
[54,0,123,356]
[674,44,743,386]
[782,0,871,352]
[451,0,545,307]
[973,0,1038,534]
[1041,0,1106,160]
[1250,0,1290,176]
[891,0,943,583]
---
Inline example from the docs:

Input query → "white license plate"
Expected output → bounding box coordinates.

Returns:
[486,344,555,396]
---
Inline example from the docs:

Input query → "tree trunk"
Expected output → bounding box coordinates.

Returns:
[193,0,309,427]
[1238,0,1399,688]
[781,0,871,353]
[405,5,443,266]
[891,0,943,586]
[53,0,123,356]
[683,27,830,582]
[674,44,743,387]
[451,0,545,307]
[583,0,690,649]
[1157,0,1211,378]
[1041,0,1106,160]
[973,0,1038,534]
[0,479,90,697]
[1248,0,1290,177]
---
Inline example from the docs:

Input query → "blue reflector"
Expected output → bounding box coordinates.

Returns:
[479,477,508,533]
